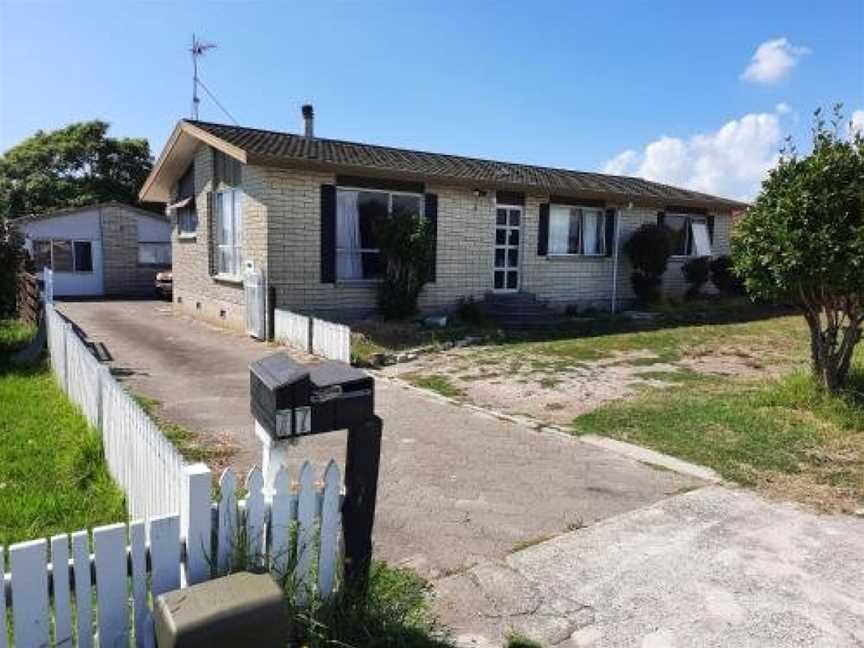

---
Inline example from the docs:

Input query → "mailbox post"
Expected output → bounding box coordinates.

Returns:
[249,353,381,592]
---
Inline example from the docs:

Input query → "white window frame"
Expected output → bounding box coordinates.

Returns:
[665,214,711,258]
[548,204,607,257]
[33,239,95,274]
[177,205,198,238]
[335,186,424,282]
[214,189,243,279]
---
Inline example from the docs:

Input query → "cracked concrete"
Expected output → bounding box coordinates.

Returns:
[435,486,864,647]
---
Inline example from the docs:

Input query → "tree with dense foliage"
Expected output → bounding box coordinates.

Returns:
[374,206,435,319]
[0,121,155,219]
[709,255,745,296]
[0,218,26,316]
[624,223,673,304]
[733,106,864,392]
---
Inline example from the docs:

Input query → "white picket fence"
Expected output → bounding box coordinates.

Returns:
[1,461,343,648]
[312,317,351,363]
[273,308,351,363]
[274,308,311,351]
[45,304,187,520]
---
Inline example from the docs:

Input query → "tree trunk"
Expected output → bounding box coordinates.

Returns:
[803,306,863,393]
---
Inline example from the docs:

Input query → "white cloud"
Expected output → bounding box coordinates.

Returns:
[740,38,811,84]
[850,110,864,138]
[775,102,791,114]
[602,149,638,176]
[602,110,786,201]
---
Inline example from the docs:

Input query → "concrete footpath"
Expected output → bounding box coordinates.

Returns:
[436,486,864,648]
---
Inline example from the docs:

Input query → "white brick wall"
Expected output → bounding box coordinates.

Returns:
[171,148,734,324]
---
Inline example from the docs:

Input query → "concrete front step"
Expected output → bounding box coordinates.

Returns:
[479,292,564,330]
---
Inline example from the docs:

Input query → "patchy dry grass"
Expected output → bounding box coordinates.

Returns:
[402,372,466,400]
[386,300,864,512]
[134,394,238,473]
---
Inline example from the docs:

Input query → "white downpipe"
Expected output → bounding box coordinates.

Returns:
[610,204,628,313]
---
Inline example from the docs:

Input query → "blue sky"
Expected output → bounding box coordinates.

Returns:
[1,0,862,200]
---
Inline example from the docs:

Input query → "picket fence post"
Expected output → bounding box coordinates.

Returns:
[183,463,213,586]
[62,322,73,394]
[97,364,111,434]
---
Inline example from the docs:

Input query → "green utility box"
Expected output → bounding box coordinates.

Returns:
[153,572,288,648]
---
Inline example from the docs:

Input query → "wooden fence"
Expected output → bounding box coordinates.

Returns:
[273,308,351,363]
[1,461,343,648]
[45,303,187,520]
[15,270,40,325]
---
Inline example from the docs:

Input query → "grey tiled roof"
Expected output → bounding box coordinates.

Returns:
[186,120,746,210]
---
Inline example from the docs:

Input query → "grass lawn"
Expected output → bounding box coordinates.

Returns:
[0,353,126,545]
[574,361,864,512]
[392,299,864,512]
[0,318,36,354]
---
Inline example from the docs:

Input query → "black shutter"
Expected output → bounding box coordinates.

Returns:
[206,192,216,276]
[424,193,438,283]
[538,203,550,256]
[604,208,616,257]
[320,184,337,283]
[707,215,715,244]
[657,211,666,228]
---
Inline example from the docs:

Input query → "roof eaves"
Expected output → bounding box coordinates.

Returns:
[14,202,167,224]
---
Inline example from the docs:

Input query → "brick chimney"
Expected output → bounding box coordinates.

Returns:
[302,104,314,138]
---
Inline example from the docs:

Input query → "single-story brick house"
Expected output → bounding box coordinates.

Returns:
[16,202,171,297]
[139,107,745,332]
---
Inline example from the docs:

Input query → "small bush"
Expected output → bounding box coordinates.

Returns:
[681,257,710,300]
[375,207,435,319]
[710,255,745,296]
[630,272,662,304]
[624,224,672,305]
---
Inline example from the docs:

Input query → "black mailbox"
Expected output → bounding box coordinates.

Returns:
[250,353,374,439]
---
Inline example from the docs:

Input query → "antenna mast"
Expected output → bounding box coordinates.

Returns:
[190,34,217,120]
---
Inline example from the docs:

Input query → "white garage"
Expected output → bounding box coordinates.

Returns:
[17,202,170,298]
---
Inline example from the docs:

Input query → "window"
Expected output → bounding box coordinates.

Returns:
[74,241,93,272]
[177,206,198,236]
[548,205,606,255]
[174,162,197,236]
[214,151,242,187]
[52,240,73,272]
[215,189,243,277]
[335,187,422,280]
[138,242,171,266]
[662,214,712,257]
[32,239,93,272]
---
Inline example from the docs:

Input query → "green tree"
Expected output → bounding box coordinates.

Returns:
[733,106,864,392]
[0,121,155,219]
[374,205,435,319]
[0,218,26,316]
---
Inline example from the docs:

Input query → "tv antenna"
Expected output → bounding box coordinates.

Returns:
[190,34,217,120]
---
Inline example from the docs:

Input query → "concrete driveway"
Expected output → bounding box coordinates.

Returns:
[57,299,700,578]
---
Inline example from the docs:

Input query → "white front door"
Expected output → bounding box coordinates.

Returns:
[494,205,521,292]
